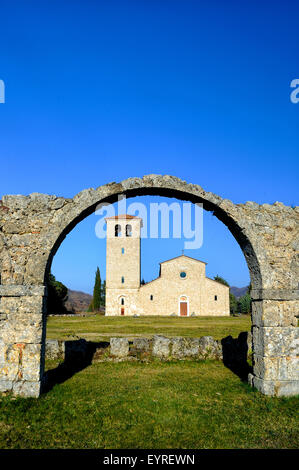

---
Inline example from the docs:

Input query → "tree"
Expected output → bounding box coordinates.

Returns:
[47,273,68,315]
[213,275,229,287]
[238,292,251,314]
[88,267,102,312]
[229,292,238,314]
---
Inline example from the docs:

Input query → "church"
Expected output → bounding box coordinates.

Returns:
[105,215,229,317]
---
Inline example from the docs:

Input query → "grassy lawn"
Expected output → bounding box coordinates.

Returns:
[0,359,298,449]
[46,314,252,341]
[1,315,297,449]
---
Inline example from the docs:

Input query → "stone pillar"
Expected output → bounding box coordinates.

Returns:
[250,299,299,396]
[0,285,46,397]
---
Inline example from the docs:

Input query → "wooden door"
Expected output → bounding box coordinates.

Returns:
[121,308,125,316]
[180,302,187,316]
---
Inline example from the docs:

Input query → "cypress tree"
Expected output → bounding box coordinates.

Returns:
[92,267,102,311]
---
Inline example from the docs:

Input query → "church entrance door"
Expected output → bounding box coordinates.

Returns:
[180,302,188,316]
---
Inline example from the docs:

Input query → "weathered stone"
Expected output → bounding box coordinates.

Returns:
[171,337,199,358]
[132,337,151,352]
[110,337,129,357]
[0,285,46,296]
[198,336,222,359]
[21,344,42,381]
[251,300,298,327]
[252,326,299,357]
[12,380,41,398]
[45,339,65,360]
[152,335,171,358]
[0,295,44,315]
[0,313,43,343]
[253,354,299,381]
[251,376,299,397]
[0,379,13,392]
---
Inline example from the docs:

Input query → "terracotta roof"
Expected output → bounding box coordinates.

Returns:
[105,214,141,220]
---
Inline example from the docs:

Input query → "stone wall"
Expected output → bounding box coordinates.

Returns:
[45,333,251,363]
[0,175,298,396]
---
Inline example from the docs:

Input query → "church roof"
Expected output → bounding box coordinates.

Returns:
[159,254,207,265]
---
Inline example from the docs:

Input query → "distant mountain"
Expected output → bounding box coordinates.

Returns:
[230,286,248,298]
[65,289,93,313]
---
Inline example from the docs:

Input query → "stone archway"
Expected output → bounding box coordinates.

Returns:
[0,175,298,397]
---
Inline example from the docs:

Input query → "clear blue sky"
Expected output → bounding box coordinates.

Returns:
[0,1,298,293]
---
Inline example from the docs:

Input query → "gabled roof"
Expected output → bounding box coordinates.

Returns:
[159,254,207,266]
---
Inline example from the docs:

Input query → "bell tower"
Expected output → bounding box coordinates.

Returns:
[105,215,142,315]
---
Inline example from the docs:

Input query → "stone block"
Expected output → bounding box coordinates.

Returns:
[152,335,170,358]
[0,295,44,315]
[252,326,299,357]
[12,380,41,398]
[251,300,298,327]
[251,376,299,397]
[253,354,299,381]
[21,344,42,381]
[132,337,151,352]
[171,337,199,359]
[0,313,44,343]
[198,336,221,359]
[45,339,65,360]
[0,379,13,392]
[110,337,129,357]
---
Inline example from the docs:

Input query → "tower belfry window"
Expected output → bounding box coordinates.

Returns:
[126,224,132,237]
[121,276,125,284]
[115,224,122,237]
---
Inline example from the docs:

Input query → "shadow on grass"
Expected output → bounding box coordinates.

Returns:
[221,332,253,382]
[43,333,253,393]
[42,340,109,393]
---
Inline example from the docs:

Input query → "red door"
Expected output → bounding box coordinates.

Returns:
[121,308,125,316]
[180,302,187,316]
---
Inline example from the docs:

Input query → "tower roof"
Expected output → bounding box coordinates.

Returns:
[105,214,142,220]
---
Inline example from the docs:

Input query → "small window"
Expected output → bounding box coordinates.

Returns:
[180,271,187,278]
[121,297,125,305]
[126,224,132,237]
[150,295,153,301]
[121,276,125,284]
[214,295,217,301]
[121,248,125,254]
[115,224,121,237]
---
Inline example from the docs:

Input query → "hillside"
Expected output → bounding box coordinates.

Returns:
[65,289,93,313]
[230,286,248,298]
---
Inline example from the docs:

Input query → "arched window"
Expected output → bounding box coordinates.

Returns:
[126,224,132,237]
[115,224,121,237]
[121,276,125,284]
[120,297,125,305]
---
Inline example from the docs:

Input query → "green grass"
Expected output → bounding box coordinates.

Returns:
[46,314,251,341]
[1,315,297,449]
[0,360,298,449]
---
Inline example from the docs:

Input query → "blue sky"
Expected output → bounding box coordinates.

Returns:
[0,1,298,293]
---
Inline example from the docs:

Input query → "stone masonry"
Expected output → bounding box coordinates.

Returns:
[0,175,298,397]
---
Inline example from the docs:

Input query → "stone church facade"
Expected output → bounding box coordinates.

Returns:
[105,215,229,316]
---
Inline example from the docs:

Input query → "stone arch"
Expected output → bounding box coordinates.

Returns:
[0,175,298,397]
